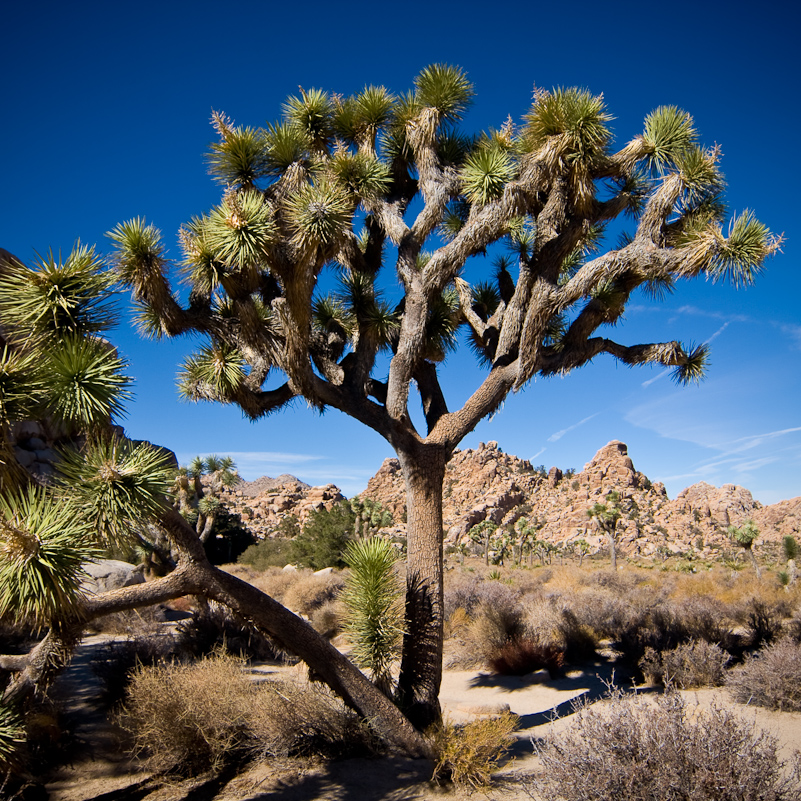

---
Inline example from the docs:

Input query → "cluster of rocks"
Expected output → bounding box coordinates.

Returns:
[219,477,345,539]
[10,420,65,481]
[359,440,801,559]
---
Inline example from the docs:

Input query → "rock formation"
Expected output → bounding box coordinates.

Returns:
[220,439,800,560]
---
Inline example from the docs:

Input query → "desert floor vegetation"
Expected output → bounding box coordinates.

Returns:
[6,553,801,800]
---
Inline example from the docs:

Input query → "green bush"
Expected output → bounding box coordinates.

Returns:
[238,537,295,570]
[291,501,355,569]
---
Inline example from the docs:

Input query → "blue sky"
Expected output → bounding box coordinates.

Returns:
[2,0,799,503]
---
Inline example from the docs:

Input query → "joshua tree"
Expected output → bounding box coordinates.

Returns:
[173,454,239,542]
[588,490,623,569]
[107,66,779,727]
[728,519,761,578]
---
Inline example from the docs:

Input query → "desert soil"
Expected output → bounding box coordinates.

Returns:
[40,636,801,801]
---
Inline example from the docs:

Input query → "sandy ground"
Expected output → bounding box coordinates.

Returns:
[40,636,801,801]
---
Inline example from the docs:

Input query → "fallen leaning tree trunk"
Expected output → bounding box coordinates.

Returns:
[0,508,433,759]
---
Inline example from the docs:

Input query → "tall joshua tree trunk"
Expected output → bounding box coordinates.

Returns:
[395,445,446,730]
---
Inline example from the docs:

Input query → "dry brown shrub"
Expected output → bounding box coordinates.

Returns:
[120,652,379,777]
[489,640,564,677]
[727,638,801,712]
[639,640,731,688]
[530,689,801,801]
[309,599,345,639]
[249,567,304,602]
[281,571,344,616]
[431,711,519,789]
[120,652,260,775]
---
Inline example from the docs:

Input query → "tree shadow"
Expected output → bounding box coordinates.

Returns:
[233,756,435,801]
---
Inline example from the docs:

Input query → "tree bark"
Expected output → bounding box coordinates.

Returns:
[395,445,446,730]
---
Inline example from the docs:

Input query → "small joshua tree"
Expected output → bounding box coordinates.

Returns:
[728,519,761,578]
[588,490,623,569]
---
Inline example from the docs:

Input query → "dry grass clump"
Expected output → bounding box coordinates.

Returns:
[530,689,801,801]
[120,652,379,776]
[431,711,518,789]
[639,640,731,688]
[727,638,801,712]
[281,571,344,616]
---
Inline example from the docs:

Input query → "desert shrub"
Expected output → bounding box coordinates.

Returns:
[249,679,380,759]
[176,602,286,662]
[557,608,599,663]
[530,689,801,801]
[727,638,801,711]
[489,639,564,677]
[91,633,178,708]
[238,537,295,570]
[741,597,786,649]
[120,652,264,775]
[291,501,355,569]
[120,654,379,775]
[89,604,166,636]
[431,711,518,789]
[639,640,730,688]
[444,575,520,618]
[281,571,344,616]
[249,567,306,602]
[309,599,344,639]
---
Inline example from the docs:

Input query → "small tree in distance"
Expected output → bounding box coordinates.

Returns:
[728,519,761,578]
[588,490,623,569]
[108,65,780,727]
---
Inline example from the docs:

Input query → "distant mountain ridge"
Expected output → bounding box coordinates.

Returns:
[221,440,801,558]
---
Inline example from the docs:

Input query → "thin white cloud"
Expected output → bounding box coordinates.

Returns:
[642,369,670,388]
[530,447,546,460]
[780,323,801,350]
[547,413,598,442]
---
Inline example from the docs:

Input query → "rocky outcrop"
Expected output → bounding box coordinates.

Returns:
[82,560,145,594]
[220,478,346,539]
[358,440,801,559]
[215,439,800,560]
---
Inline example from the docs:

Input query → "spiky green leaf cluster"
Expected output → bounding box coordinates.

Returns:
[330,151,391,199]
[0,243,117,346]
[524,88,612,162]
[263,122,311,174]
[342,537,404,694]
[672,343,708,385]
[202,189,275,269]
[285,180,351,250]
[334,85,396,144]
[44,336,132,429]
[712,210,776,287]
[107,218,167,290]
[0,701,25,770]
[0,486,98,627]
[642,106,698,173]
[728,519,760,548]
[414,64,474,122]
[178,342,247,402]
[461,146,516,205]
[283,88,334,148]
[55,436,173,549]
[207,116,270,187]
[0,347,45,424]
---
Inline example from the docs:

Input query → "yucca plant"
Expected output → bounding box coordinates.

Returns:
[342,537,404,696]
[0,485,98,628]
